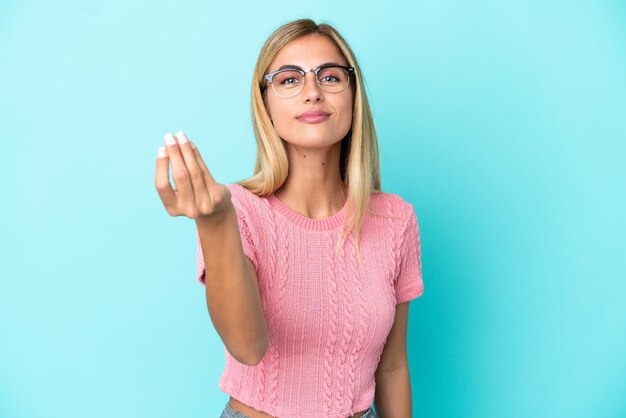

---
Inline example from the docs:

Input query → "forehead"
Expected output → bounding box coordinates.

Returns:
[268,34,348,72]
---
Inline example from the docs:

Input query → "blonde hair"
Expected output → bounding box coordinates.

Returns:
[237,18,384,266]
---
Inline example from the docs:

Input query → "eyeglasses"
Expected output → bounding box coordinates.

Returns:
[263,64,355,98]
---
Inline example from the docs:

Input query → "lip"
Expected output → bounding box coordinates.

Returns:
[297,110,331,124]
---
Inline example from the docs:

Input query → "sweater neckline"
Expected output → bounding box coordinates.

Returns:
[267,192,349,231]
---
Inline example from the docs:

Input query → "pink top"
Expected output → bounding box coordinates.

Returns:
[196,183,424,418]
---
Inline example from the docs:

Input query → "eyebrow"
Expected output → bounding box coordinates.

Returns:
[275,62,345,71]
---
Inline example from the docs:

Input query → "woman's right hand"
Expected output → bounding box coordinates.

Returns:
[155,131,233,221]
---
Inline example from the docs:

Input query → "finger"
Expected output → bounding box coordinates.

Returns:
[189,140,217,186]
[174,131,208,194]
[163,132,195,205]
[154,146,177,212]
[174,131,212,211]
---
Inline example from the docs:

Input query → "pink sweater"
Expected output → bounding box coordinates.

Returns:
[196,183,424,418]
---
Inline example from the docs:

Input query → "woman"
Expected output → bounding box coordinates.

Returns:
[155,19,424,418]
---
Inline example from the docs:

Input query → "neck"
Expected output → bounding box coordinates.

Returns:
[274,142,346,219]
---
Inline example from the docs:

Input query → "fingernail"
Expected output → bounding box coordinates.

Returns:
[190,141,196,150]
[157,146,167,159]
[164,133,176,146]
[175,131,188,144]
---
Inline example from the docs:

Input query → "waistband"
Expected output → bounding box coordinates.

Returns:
[219,403,378,418]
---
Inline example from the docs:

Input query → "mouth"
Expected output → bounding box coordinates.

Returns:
[297,110,331,124]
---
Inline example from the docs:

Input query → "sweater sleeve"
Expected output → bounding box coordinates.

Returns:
[195,187,260,286]
[393,204,424,304]
[196,229,205,285]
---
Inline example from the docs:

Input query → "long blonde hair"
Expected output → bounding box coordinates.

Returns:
[237,18,383,265]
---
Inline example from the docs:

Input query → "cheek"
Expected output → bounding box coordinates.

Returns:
[266,99,293,134]
[266,97,280,121]
[339,97,354,126]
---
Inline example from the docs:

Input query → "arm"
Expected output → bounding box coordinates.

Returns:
[374,302,412,418]
[155,131,268,366]
[197,208,268,366]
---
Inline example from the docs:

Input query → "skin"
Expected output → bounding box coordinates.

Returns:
[155,32,414,418]
[230,33,414,418]
[374,302,413,418]
[264,33,353,219]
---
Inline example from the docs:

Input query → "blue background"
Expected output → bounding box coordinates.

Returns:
[1,1,625,417]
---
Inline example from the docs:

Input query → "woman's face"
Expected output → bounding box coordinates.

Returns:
[263,34,354,150]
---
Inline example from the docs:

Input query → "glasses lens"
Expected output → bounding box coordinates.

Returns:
[317,66,350,93]
[272,70,303,96]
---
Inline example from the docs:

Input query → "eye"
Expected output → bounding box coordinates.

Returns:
[318,68,345,84]
[320,75,339,82]
[281,77,299,85]
[274,70,302,87]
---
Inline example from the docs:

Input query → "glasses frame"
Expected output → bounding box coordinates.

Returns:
[263,64,355,97]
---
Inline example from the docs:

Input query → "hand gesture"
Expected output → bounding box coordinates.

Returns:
[155,131,232,220]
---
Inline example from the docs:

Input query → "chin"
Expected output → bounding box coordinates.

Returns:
[284,134,344,148]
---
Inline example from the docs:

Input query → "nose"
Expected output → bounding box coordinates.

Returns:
[301,70,324,102]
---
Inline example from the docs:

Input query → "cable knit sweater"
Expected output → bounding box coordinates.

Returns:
[196,183,424,418]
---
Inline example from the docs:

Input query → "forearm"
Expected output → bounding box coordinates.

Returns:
[196,205,268,365]
[374,366,412,418]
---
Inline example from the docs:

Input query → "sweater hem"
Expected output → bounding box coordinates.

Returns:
[219,380,374,418]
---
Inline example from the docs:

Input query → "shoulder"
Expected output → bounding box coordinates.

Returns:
[225,183,266,207]
[226,182,259,199]
[368,190,415,222]
[225,182,271,222]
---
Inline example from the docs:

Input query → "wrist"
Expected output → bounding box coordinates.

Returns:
[196,203,236,229]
